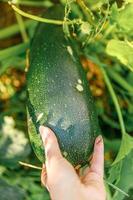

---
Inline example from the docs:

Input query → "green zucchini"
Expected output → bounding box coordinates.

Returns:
[27,5,101,167]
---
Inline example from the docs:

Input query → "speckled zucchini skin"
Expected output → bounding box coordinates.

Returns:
[27,5,101,167]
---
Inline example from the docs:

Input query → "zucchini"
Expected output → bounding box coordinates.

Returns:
[27,5,101,167]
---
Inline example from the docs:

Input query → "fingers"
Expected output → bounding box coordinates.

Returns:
[90,135,104,177]
[40,126,81,192]
[82,135,104,185]
[39,126,63,165]
[39,126,64,188]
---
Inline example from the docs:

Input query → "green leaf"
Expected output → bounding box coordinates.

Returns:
[117,3,133,34]
[0,178,26,200]
[112,133,133,165]
[113,150,133,200]
[108,161,122,184]
[125,0,133,2]
[108,151,133,199]
[107,162,130,198]
[106,39,133,71]
[0,116,31,168]
[110,3,119,25]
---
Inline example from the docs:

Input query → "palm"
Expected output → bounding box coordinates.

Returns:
[40,126,106,200]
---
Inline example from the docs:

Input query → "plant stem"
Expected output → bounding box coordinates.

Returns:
[76,0,94,25]
[86,56,126,137]
[19,161,42,170]
[9,2,82,25]
[103,23,116,38]
[100,67,126,137]
[107,68,133,93]
[105,180,129,197]
[14,7,29,42]
[104,180,113,200]
[0,20,32,39]
[2,0,53,7]
[94,0,110,40]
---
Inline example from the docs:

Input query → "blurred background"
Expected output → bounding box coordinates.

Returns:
[0,0,133,199]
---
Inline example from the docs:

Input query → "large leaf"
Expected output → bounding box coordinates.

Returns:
[113,150,133,200]
[125,0,133,2]
[108,161,122,184]
[0,116,31,168]
[0,178,25,200]
[112,133,133,165]
[106,39,133,71]
[117,3,133,34]
[108,151,133,200]
[110,2,133,35]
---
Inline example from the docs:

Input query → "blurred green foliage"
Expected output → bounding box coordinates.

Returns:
[0,0,133,199]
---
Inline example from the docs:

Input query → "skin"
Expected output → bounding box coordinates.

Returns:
[39,126,106,200]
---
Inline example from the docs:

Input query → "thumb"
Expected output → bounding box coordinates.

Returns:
[39,126,62,165]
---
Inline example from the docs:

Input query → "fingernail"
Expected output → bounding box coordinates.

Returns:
[39,126,49,143]
[95,135,103,145]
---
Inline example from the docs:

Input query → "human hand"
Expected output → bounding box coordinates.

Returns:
[39,126,106,200]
